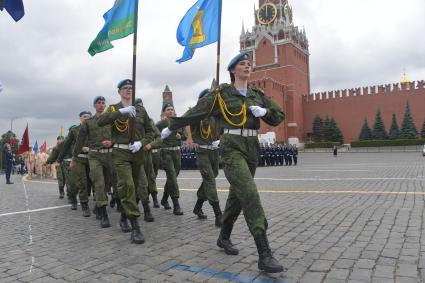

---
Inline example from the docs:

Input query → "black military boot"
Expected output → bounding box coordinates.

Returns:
[93,206,101,220]
[116,199,122,212]
[67,194,73,204]
[254,233,284,273]
[152,193,160,208]
[70,196,78,210]
[81,202,91,217]
[100,206,111,228]
[58,186,65,199]
[119,213,131,233]
[142,202,154,222]
[109,197,116,208]
[211,202,222,227]
[217,222,239,255]
[161,195,171,210]
[172,198,183,215]
[193,199,207,219]
[129,217,145,244]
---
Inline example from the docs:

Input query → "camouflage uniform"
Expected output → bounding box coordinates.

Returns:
[144,118,161,207]
[57,127,79,210]
[72,115,116,227]
[46,142,67,198]
[189,115,222,225]
[155,119,185,214]
[60,125,92,216]
[97,102,154,223]
[168,83,284,238]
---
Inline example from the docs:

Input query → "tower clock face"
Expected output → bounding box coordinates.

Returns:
[257,3,277,25]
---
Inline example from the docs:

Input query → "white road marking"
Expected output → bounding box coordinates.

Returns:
[0,204,71,218]
[22,181,35,272]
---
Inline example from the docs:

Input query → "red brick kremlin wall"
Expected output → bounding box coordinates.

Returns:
[303,81,425,143]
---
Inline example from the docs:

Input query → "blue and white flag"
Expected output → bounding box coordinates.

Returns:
[176,0,222,63]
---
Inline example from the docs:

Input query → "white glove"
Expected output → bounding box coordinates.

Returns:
[249,106,267,117]
[129,141,142,153]
[212,140,220,149]
[119,106,136,117]
[161,127,172,140]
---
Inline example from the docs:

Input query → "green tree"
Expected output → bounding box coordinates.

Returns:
[421,116,425,138]
[388,113,400,140]
[400,101,417,139]
[329,117,344,143]
[322,116,331,142]
[312,115,323,142]
[358,118,372,140]
[371,108,388,140]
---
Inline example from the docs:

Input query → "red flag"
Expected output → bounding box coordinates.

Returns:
[40,141,47,153]
[17,124,30,155]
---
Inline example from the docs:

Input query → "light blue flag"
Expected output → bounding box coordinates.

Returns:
[88,0,136,56]
[33,141,38,153]
[176,0,222,63]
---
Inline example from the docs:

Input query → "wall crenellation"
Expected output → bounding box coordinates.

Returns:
[249,78,286,93]
[306,80,425,101]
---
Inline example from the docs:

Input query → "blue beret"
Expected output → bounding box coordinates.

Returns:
[117,79,133,89]
[93,96,105,104]
[135,97,143,105]
[57,136,64,140]
[198,89,209,99]
[162,103,173,112]
[227,52,250,71]
[79,111,92,117]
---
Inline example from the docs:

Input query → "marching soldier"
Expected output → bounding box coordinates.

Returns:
[46,136,66,199]
[97,79,155,244]
[59,111,93,216]
[185,89,223,226]
[57,126,79,210]
[70,96,115,228]
[136,98,161,209]
[161,53,285,273]
[155,103,185,215]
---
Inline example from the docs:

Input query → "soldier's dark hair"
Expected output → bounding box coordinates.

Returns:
[229,71,235,83]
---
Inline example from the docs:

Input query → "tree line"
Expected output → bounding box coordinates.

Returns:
[359,102,425,141]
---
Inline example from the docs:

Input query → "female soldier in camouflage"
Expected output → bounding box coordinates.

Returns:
[161,53,285,273]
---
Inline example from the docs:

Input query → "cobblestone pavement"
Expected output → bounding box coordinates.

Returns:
[1,152,425,283]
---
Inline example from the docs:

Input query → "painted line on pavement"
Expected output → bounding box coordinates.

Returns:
[160,261,287,283]
[0,204,71,218]
[24,176,424,184]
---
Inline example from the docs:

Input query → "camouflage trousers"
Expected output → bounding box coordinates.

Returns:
[75,157,90,203]
[152,150,160,175]
[196,148,219,204]
[161,149,181,199]
[63,161,77,197]
[56,162,66,188]
[220,134,268,238]
[144,150,158,195]
[112,148,144,218]
[135,151,149,204]
[88,152,116,208]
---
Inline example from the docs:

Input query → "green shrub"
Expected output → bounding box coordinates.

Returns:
[304,142,341,148]
[351,139,425,147]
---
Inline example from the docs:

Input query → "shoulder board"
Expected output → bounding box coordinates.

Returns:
[68,125,77,130]
[251,87,265,96]
[218,83,231,91]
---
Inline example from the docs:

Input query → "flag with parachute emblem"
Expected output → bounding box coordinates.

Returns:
[88,0,136,56]
[176,0,221,63]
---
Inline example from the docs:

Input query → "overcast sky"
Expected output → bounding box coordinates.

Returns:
[0,0,424,147]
